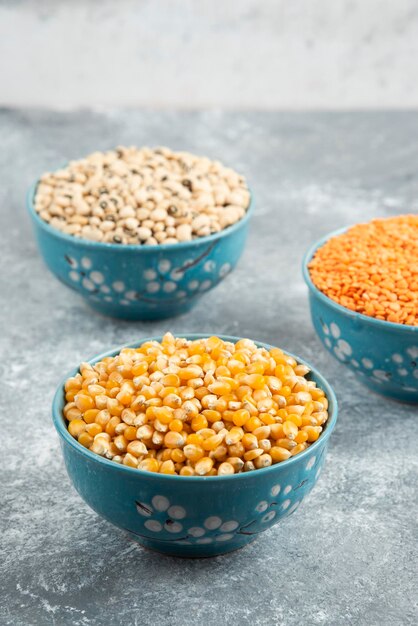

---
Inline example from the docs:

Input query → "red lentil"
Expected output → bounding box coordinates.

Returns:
[309,215,418,326]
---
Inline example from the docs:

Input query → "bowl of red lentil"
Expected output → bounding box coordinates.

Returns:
[53,334,338,557]
[303,215,418,403]
[27,146,253,320]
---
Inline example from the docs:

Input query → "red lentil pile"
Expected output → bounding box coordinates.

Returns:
[63,334,329,475]
[309,215,418,326]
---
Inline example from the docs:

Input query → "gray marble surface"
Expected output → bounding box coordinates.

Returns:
[1,110,418,626]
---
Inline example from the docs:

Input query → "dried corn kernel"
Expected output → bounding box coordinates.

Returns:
[75,394,95,412]
[86,423,102,437]
[68,419,86,438]
[160,460,176,474]
[270,446,292,462]
[127,440,148,457]
[77,432,93,448]
[164,431,186,448]
[64,335,329,475]
[217,462,235,475]
[138,458,159,472]
[195,457,214,476]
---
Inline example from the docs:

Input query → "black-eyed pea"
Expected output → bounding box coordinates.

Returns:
[213,188,227,205]
[154,231,167,243]
[119,206,136,218]
[101,220,116,232]
[63,223,82,235]
[136,208,150,220]
[49,217,64,230]
[49,204,65,217]
[92,206,105,218]
[150,208,167,221]
[160,225,174,239]
[176,224,192,241]
[137,226,152,240]
[81,225,103,241]
[153,221,165,232]
[69,215,89,225]
[219,205,241,228]
[125,217,139,230]
[191,214,210,232]
[134,188,148,204]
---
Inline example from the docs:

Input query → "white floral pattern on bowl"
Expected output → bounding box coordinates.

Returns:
[64,251,232,308]
[133,453,323,545]
[320,320,418,392]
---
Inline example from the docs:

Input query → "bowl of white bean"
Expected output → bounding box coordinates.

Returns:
[27,146,253,320]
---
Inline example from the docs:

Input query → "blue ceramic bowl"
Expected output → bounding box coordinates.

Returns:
[52,334,338,558]
[27,184,253,320]
[303,229,418,403]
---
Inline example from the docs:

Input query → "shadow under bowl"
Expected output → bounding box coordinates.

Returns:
[303,229,418,403]
[27,183,253,320]
[52,334,338,558]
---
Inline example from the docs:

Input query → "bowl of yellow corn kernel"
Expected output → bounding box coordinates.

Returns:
[53,334,338,557]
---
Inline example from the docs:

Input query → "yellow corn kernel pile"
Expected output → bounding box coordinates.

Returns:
[63,334,329,475]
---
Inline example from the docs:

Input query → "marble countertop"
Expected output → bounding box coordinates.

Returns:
[1,110,417,626]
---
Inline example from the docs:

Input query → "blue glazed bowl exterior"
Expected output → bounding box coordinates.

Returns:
[27,184,253,320]
[52,334,338,558]
[303,230,418,403]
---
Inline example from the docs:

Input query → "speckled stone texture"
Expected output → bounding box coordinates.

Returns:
[1,110,418,626]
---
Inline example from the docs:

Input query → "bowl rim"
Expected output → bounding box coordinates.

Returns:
[52,333,338,482]
[26,181,254,253]
[302,226,418,334]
